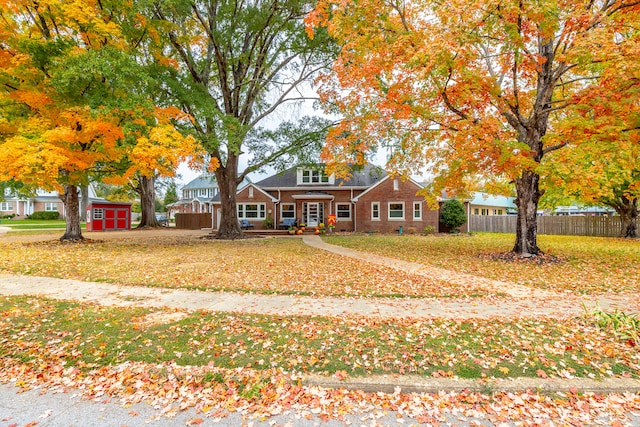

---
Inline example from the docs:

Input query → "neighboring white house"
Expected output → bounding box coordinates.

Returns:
[1,186,103,219]
[552,205,616,216]
[167,174,251,217]
[468,193,517,216]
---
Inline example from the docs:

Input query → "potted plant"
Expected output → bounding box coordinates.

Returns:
[288,225,296,235]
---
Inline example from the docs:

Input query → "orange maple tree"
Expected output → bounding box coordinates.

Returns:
[0,0,203,238]
[542,29,640,237]
[308,0,640,253]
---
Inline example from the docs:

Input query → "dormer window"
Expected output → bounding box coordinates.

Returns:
[297,168,333,185]
[303,169,328,183]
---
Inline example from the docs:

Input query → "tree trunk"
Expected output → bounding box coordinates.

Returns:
[80,184,89,222]
[617,197,638,238]
[512,170,542,255]
[60,184,84,241]
[214,162,243,239]
[137,175,161,228]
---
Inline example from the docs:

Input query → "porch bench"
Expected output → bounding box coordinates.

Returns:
[239,219,255,230]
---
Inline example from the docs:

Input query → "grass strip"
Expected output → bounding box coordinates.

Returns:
[1,296,637,380]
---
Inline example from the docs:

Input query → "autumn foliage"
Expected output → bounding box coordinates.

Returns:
[307,0,640,252]
[0,0,203,238]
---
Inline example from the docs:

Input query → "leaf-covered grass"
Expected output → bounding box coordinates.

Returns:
[323,233,640,294]
[0,235,489,298]
[2,296,637,380]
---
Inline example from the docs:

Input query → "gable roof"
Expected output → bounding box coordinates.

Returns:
[352,175,424,202]
[182,175,218,190]
[255,164,386,189]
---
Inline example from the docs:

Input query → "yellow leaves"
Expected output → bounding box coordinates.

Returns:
[208,157,221,172]
[128,123,202,178]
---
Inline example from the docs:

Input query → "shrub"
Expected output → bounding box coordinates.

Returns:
[423,225,436,235]
[440,199,467,232]
[263,216,275,229]
[0,213,16,219]
[28,211,60,220]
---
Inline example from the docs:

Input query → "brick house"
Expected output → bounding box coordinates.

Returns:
[210,164,439,233]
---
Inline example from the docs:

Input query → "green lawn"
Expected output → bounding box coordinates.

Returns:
[323,233,640,294]
[0,231,638,383]
[0,218,84,229]
[0,236,488,298]
[1,296,637,380]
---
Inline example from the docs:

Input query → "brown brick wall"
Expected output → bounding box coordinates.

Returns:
[235,186,278,230]
[33,201,63,218]
[355,178,439,233]
[239,181,440,233]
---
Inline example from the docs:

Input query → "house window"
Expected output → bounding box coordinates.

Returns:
[389,202,404,220]
[281,203,295,219]
[45,202,58,212]
[474,208,479,215]
[393,179,399,191]
[0,202,13,211]
[494,209,503,215]
[238,203,266,219]
[413,202,422,220]
[336,203,351,220]
[371,202,380,220]
[481,208,489,216]
[248,187,254,198]
[300,169,330,184]
[199,189,207,197]
[93,208,104,220]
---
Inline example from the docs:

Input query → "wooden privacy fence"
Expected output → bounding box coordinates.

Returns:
[470,215,625,237]
[175,213,212,230]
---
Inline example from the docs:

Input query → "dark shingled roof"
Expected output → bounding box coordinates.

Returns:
[255,164,386,188]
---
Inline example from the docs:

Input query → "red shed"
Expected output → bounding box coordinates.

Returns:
[86,201,131,232]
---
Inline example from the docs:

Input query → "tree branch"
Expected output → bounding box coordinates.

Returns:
[542,141,568,155]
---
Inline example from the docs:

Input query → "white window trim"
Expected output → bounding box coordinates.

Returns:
[238,203,266,220]
[93,208,104,220]
[413,201,422,220]
[335,203,351,221]
[45,202,58,212]
[393,179,399,191]
[371,201,380,221]
[0,202,13,211]
[280,203,295,219]
[388,202,405,221]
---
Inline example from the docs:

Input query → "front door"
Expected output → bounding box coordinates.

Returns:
[305,202,322,227]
